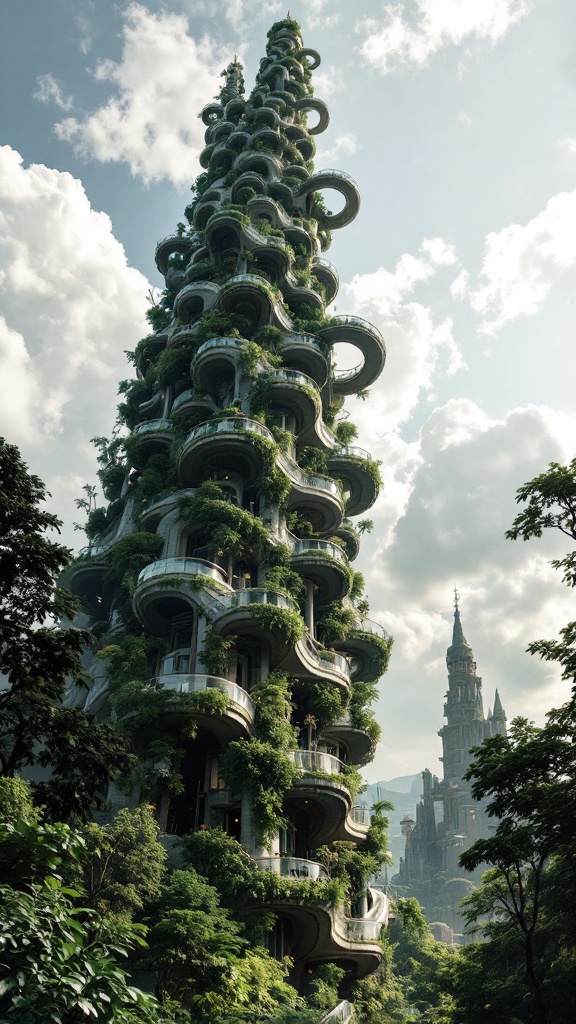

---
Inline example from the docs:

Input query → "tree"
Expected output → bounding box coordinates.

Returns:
[505,456,576,682]
[0,438,133,817]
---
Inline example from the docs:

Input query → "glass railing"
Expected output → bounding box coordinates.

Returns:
[352,806,372,825]
[281,332,325,352]
[288,749,344,776]
[155,672,254,717]
[355,618,390,641]
[312,257,338,278]
[274,367,317,389]
[137,557,228,587]
[253,856,327,880]
[224,588,299,612]
[291,538,348,566]
[186,418,273,444]
[277,453,342,498]
[324,314,384,345]
[332,445,371,461]
[338,918,382,942]
[194,337,244,358]
[131,418,172,437]
[304,638,350,678]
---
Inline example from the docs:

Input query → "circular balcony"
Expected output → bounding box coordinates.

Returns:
[233,150,284,180]
[211,588,300,661]
[327,448,379,517]
[253,856,327,881]
[311,258,339,304]
[251,368,320,435]
[178,417,273,488]
[321,712,373,766]
[293,169,360,230]
[204,211,245,259]
[279,635,351,691]
[230,172,268,203]
[191,336,244,393]
[170,390,217,421]
[293,96,329,135]
[135,332,168,379]
[278,452,344,534]
[280,333,328,387]
[289,539,351,604]
[133,557,230,635]
[64,553,110,618]
[320,316,386,395]
[284,749,353,848]
[217,274,276,331]
[155,235,193,276]
[331,522,360,561]
[153,671,254,740]
[174,281,220,324]
[333,622,391,683]
[129,419,173,469]
[140,488,196,532]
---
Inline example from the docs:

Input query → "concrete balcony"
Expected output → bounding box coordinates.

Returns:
[293,96,330,135]
[311,258,339,304]
[293,169,360,230]
[133,557,230,635]
[333,621,391,683]
[254,856,327,881]
[152,671,254,740]
[190,336,244,393]
[278,452,344,535]
[174,280,220,324]
[319,316,386,395]
[129,419,173,469]
[321,711,373,766]
[327,447,379,516]
[279,635,351,691]
[155,234,193,276]
[140,488,196,531]
[217,273,276,331]
[179,417,273,488]
[280,332,329,387]
[211,589,300,663]
[289,540,351,604]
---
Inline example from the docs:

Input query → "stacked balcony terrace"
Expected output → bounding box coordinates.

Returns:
[67,16,392,991]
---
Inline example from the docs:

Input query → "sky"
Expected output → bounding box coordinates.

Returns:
[1,0,576,784]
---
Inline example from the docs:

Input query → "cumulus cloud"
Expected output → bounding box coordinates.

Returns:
[315,131,358,164]
[338,237,463,432]
[360,399,576,779]
[303,0,342,29]
[55,3,231,186]
[34,73,74,111]
[357,0,528,74]
[468,189,576,334]
[312,65,342,99]
[0,146,150,542]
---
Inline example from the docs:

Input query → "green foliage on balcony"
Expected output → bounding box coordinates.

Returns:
[146,339,199,390]
[251,604,304,646]
[196,309,252,343]
[178,480,270,560]
[316,602,357,645]
[303,679,347,730]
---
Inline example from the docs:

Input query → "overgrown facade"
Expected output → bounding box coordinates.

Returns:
[65,18,392,989]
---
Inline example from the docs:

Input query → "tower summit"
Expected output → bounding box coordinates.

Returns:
[65,16,392,994]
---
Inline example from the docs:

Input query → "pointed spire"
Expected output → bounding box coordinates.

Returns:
[493,689,505,716]
[451,588,469,647]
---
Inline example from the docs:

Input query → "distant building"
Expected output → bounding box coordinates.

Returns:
[396,593,507,939]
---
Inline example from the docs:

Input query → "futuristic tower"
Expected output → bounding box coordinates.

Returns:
[66,18,391,982]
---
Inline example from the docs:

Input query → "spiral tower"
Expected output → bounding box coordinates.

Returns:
[66,17,392,987]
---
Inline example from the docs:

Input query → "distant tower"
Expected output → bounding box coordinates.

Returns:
[397,593,508,938]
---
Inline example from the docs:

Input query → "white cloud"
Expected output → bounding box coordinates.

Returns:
[33,73,74,112]
[357,0,529,74]
[312,65,342,99]
[315,131,358,164]
[360,399,576,780]
[0,146,150,542]
[469,189,576,333]
[55,3,231,186]
[338,238,463,431]
[303,0,342,29]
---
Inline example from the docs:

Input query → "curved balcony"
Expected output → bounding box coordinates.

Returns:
[251,368,320,435]
[129,419,173,468]
[133,557,230,636]
[200,101,223,126]
[293,96,330,135]
[320,316,386,395]
[217,273,276,331]
[191,336,244,393]
[293,169,360,230]
[278,452,344,535]
[140,488,197,531]
[333,624,391,683]
[279,635,351,691]
[170,390,217,421]
[289,749,343,775]
[135,332,169,379]
[331,522,360,561]
[311,258,339,304]
[233,149,284,180]
[64,552,110,618]
[204,210,245,258]
[254,856,327,881]
[174,280,220,324]
[289,541,351,604]
[321,711,373,766]
[280,332,329,387]
[178,416,273,488]
[155,234,193,276]
[153,671,254,740]
[283,749,354,848]
[211,588,300,666]
[327,448,379,517]
[230,171,268,203]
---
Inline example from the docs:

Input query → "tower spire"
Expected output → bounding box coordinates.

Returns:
[451,587,468,648]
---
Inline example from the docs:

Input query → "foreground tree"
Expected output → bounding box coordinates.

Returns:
[451,457,576,1023]
[0,438,133,818]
